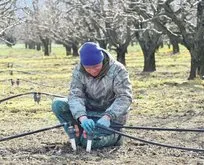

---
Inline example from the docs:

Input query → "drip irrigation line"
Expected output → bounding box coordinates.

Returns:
[0,78,58,88]
[97,125,204,152]
[40,92,66,98]
[0,123,65,142]
[7,70,35,75]
[0,92,33,103]
[0,70,52,75]
[0,79,7,82]
[20,79,57,88]
[0,92,65,103]
[111,125,204,132]
[0,123,203,152]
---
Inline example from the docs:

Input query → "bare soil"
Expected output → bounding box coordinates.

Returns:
[0,83,203,165]
[0,47,204,165]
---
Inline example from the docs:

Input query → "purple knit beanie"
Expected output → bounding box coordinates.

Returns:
[79,42,104,66]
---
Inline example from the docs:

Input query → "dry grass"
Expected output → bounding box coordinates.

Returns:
[0,44,204,165]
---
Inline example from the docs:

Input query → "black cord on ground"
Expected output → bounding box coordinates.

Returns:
[0,92,65,103]
[0,92,33,103]
[1,122,203,152]
[98,125,204,152]
[111,125,204,132]
[0,123,65,142]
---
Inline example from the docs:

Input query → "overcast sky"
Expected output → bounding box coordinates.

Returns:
[17,0,32,8]
[16,0,45,8]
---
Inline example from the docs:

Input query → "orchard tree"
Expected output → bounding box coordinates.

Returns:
[127,0,164,71]
[41,0,137,64]
[127,0,204,79]
[161,0,204,79]
[71,0,137,65]
[0,0,23,45]
[20,0,52,55]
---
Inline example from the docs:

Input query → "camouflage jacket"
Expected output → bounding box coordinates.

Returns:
[68,50,132,124]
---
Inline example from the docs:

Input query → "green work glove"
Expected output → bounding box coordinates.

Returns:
[79,116,95,134]
[96,115,111,128]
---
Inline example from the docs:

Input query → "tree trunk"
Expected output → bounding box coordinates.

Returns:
[135,29,161,72]
[64,44,71,56]
[28,41,35,49]
[41,37,51,56]
[36,43,41,51]
[44,40,50,56]
[138,39,158,72]
[198,45,204,79]
[188,50,199,80]
[98,40,107,49]
[200,66,204,79]
[160,42,164,48]
[167,42,171,49]
[72,43,78,56]
[116,46,127,66]
[143,50,156,72]
[171,40,180,54]
[49,42,52,54]
[197,0,204,79]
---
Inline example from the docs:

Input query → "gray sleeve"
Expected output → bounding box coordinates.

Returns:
[68,68,87,119]
[105,67,132,120]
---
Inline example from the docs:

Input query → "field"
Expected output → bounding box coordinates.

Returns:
[0,44,203,165]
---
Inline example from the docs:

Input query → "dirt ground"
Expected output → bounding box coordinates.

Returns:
[0,46,204,165]
[0,83,203,165]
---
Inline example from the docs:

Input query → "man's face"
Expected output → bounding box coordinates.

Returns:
[83,63,103,77]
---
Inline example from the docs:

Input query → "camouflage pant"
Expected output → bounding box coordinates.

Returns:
[52,97,122,149]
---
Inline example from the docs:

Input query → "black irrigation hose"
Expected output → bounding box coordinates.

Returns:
[20,79,57,88]
[0,78,63,88]
[39,92,66,98]
[1,93,203,133]
[97,125,204,152]
[0,123,203,152]
[0,92,65,103]
[0,92,33,103]
[111,125,204,132]
[0,123,65,142]
[0,70,35,75]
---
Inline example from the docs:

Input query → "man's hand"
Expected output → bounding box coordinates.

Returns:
[96,115,111,128]
[79,116,95,134]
